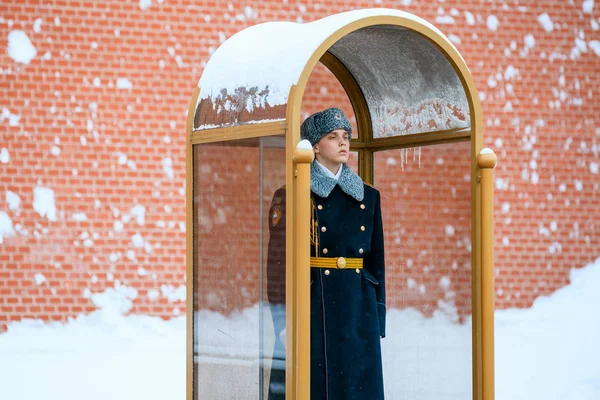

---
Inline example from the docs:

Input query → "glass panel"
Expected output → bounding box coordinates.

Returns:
[193,135,286,399]
[193,88,287,131]
[373,142,472,399]
[329,25,470,137]
[302,61,360,139]
[347,150,359,173]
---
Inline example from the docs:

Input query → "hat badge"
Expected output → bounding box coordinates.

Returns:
[335,113,341,120]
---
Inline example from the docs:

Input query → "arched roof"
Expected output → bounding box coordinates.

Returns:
[192,8,476,137]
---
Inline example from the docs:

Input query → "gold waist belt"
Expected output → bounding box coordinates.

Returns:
[310,256,363,269]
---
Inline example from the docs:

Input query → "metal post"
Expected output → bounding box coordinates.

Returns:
[293,141,314,400]
[477,148,497,400]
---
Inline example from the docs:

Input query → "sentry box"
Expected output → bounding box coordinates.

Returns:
[186,9,497,400]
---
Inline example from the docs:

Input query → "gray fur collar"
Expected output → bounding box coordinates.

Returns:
[310,162,364,201]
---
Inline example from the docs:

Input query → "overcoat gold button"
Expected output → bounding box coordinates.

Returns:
[360,204,366,209]
[317,204,323,210]
[323,248,328,254]
[359,248,364,254]
[355,269,360,274]
[360,226,365,231]
[321,226,327,232]
[324,269,330,276]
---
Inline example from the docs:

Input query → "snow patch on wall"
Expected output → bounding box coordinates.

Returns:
[6,191,21,212]
[160,284,186,303]
[589,40,600,57]
[130,205,145,226]
[465,11,475,25]
[34,273,46,285]
[0,211,15,243]
[487,15,499,31]
[524,34,535,49]
[131,233,144,248]
[148,289,160,301]
[116,78,133,89]
[448,34,461,45]
[0,148,9,163]
[139,0,152,10]
[162,157,174,180]
[33,187,57,221]
[7,30,37,64]
[504,65,519,80]
[436,15,455,24]
[537,14,554,33]
[72,213,87,222]
[33,18,43,33]
[2,108,21,127]
[91,284,139,316]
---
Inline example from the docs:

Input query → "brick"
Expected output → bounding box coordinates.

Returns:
[0,0,598,330]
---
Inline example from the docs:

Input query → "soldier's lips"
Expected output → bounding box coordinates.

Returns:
[339,151,348,155]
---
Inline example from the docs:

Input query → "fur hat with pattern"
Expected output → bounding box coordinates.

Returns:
[300,107,353,146]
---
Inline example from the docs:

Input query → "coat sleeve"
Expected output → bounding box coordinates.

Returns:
[266,187,286,339]
[366,189,386,338]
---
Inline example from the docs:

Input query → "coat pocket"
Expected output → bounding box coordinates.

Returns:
[362,269,379,286]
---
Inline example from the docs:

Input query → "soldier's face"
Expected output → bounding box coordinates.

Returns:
[314,129,350,169]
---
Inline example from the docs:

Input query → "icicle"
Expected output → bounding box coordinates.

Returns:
[400,148,404,171]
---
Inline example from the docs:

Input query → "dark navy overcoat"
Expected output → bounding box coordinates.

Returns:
[267,163,386,400]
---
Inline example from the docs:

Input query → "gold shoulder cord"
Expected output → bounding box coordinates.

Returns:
[310,198,319,254]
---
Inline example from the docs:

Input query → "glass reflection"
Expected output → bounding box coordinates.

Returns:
[329,25,470,137]
[374,141,472,399]
[347,150,359,173]
[302,60,360,139]
[193,136,286,399]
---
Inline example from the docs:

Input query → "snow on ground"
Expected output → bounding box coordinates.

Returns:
[0,258,598,399]
[0,291,186,400]
[495,258,600,400]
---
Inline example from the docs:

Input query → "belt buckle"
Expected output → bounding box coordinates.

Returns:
[336,257,347,269]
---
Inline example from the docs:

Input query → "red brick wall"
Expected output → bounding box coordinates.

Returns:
[1,0,599,330]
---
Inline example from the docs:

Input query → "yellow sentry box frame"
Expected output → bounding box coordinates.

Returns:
[186,9,497,400]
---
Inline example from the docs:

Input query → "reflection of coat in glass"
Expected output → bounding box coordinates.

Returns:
[267,162,386,400]
[266,185,287,400]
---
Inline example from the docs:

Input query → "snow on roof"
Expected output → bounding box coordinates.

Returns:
[197,8,464,110]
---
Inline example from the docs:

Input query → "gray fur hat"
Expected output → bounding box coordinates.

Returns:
[300,107,352,146]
